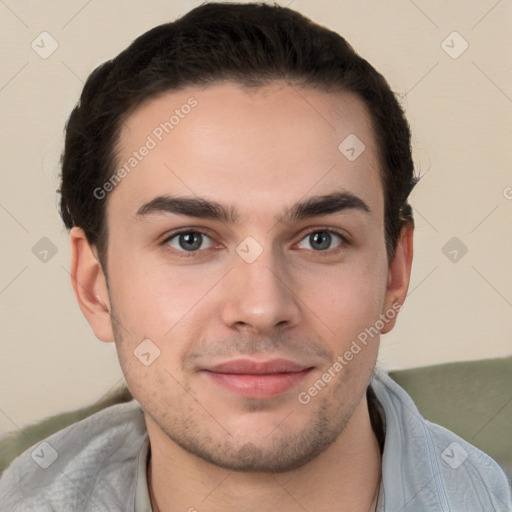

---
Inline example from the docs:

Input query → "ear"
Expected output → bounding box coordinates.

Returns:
[70,227,114,343]
[381,222,414,334]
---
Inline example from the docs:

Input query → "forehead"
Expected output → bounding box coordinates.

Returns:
[110,82,383,221]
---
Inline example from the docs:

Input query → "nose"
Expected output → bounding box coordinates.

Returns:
[219,247,302,334]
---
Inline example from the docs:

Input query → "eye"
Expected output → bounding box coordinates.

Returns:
[166,231,215,252]
[296,230,345,251]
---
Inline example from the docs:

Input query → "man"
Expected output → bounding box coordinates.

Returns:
[0,3,510,511]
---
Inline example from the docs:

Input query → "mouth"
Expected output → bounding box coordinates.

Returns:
[201,358,314,398]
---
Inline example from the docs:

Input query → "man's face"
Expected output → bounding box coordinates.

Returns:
[101,82,396,471]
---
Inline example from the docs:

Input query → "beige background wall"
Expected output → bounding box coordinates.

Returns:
[1,0,511,436]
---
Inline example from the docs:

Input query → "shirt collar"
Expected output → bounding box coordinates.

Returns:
[135,437,153,511]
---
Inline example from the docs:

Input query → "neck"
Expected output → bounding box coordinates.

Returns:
[147,395,382,512]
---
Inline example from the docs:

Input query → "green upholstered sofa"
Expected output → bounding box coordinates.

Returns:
[1,356,511,482]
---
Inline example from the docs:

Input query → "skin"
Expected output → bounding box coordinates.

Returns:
[70,82,413,512]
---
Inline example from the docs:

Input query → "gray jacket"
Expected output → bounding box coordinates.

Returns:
[1,370,510,511]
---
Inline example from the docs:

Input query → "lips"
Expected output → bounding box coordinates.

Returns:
[202,358,313,398]
[208,358,309,374]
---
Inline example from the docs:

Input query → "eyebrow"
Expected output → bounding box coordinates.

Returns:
[279,191,371,224]
[135,191,371,224]
[136,196,239,223]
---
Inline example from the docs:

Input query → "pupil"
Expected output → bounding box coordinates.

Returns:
[179,232,202,251]
[311,231,331,250]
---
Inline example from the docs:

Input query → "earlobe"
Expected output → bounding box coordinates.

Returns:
[70,227,114,343]
[381,222,414,334]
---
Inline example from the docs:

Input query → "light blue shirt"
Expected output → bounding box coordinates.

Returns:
[1,370,510,511]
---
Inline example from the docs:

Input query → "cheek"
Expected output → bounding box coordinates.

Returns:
[107,253,219,342]
[297,250,388,342]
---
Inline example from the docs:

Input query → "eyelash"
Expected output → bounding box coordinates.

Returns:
[297,227,349,253]
[160,228,216,258]
[160,227,349,258]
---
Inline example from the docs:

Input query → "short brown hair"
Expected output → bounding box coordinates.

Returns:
[59,2,417,265]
